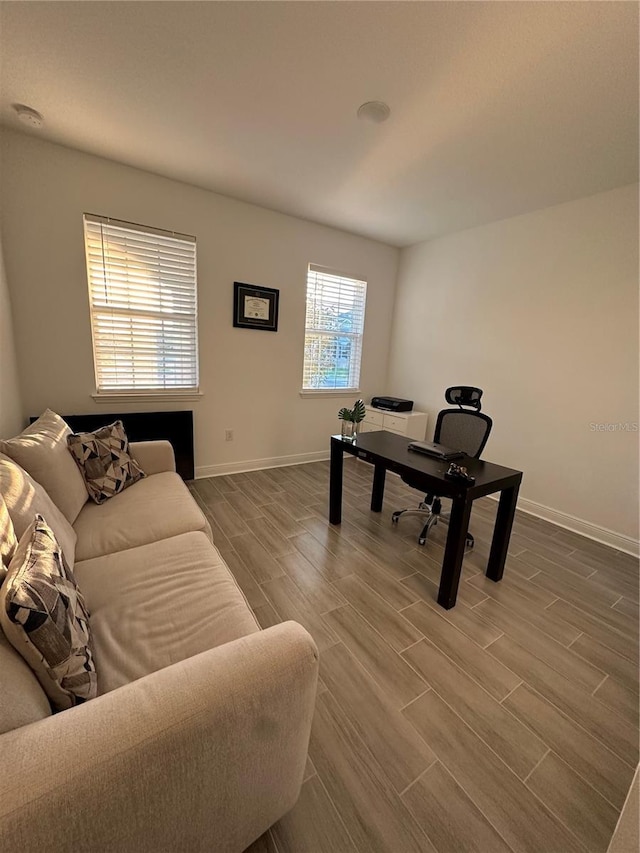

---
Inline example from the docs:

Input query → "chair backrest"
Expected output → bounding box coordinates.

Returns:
[444,386,483,411]
[434,409,493,458]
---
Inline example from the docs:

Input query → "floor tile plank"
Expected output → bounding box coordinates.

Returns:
[250,516,297,558]
[323,605,428,707]
[261,575,338,652]
[569,633,639,695]
[333,574,423,652]
[402,638,545,779]
[526,751,620,853]
[474,596,606,691]
[252,600,282,630]
[403,689,585,853]
[487,634,638,764]
[270,775,358,853]
[310,691,435,853]
[401,581,504,648]
[277,550,347,614]
[223,550,270,609]
[529,571,639,637]
[260,501,306,538]
[401,761,514,853]
[290,532,357,581]
[547,599,639,664]
[224,489,265,521]
[503,684,635,809]
[320,643,437,793]
[191,477,228,505]
[593,676,639,729]
[400,599,521,701]
[466,577,582,646]
[229,531,285,583]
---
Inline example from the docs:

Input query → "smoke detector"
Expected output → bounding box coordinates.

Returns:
[13,104,44,128]
[357,101,391,123]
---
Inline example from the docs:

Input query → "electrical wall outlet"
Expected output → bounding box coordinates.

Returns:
[225,429,233,441]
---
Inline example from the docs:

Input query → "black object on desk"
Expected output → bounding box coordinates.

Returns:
[329,431,522,610]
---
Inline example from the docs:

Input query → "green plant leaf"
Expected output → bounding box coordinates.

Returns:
[352,399,366,423]
[338,407,353,421]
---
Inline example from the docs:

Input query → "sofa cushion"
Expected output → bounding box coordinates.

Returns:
[74,532,260,694]
[0,515,97,712]
[73,472,212,561]
[67,420,146,504]
[1,493,17,571]
[0,628,52,734]
[0,410,88,524]
[0,453,77,569]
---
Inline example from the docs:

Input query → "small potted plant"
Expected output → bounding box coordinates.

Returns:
[338,399,366,440]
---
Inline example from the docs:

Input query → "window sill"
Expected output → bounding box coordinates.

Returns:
[92,392,203,404]
[299,389,362,398]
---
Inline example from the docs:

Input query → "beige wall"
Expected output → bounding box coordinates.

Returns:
[0,130,398,472]
[388,184,639,544]
[0,236,23,438]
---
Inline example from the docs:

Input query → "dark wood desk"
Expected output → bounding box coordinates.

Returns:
[330,431,523,609]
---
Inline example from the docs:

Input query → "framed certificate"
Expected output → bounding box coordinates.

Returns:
[233,282,279,332]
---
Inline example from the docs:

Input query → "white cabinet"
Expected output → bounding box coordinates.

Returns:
[360,405,428,440]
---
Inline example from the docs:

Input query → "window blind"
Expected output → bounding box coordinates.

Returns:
[302,264,367,391]
[83,215,199,393]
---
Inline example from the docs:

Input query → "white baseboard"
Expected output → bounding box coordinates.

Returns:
[195,450,330,479]
[196,453,639,558]
[501,495,640,557]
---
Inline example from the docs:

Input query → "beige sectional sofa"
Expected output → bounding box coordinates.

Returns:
[0,436,319,852]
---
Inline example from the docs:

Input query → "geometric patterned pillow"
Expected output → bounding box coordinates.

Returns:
[0,514,97,711]
[66,420,145,505]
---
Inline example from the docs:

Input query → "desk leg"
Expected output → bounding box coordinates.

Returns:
[329,439,344,525]
[371,464,386,513]
[487,483,520,582]
[438,497,473,609]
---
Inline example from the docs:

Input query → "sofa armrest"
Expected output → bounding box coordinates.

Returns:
[0,621,318,853]
[129,440,176,475]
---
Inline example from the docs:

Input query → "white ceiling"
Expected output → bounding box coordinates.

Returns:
[0,1,637,247]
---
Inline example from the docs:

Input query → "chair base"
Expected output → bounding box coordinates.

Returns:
[391,503,475,549]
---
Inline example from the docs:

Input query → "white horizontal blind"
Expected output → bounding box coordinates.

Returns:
[302,264,367,391]
[83,215,198,393]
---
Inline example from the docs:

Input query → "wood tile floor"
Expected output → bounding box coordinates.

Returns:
[189,460,639,853]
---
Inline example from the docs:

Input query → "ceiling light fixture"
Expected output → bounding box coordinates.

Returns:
[357,101,391,124]
[13,104,44,128]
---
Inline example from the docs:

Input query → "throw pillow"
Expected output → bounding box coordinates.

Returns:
[67,420,145,504]
[0,515,97,711]
[0,492,17,572]
[0,453,77,569]
[0,410,88,524]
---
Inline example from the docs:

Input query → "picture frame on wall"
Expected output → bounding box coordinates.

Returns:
[233,282,279,332]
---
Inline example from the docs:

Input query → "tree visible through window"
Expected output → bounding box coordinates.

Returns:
[83,215,198,394]
[302,265,367,391]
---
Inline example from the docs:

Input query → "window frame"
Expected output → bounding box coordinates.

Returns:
[301,264,367,396]
[83,214,201,402]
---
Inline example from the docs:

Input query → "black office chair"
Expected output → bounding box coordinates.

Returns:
[391,386,493,547]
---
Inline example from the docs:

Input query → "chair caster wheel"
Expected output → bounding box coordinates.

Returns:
[466,534,475,549]
[418,537,426,546]
[391,513,400,524]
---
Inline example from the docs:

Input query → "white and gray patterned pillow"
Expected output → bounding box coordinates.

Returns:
[67,420,145,504]
[0,514,97,711]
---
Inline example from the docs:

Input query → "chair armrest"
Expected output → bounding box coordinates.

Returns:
[129,440,176,475]
[0,621,318,853]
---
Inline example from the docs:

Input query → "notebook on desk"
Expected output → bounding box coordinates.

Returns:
[408,440,465,461]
